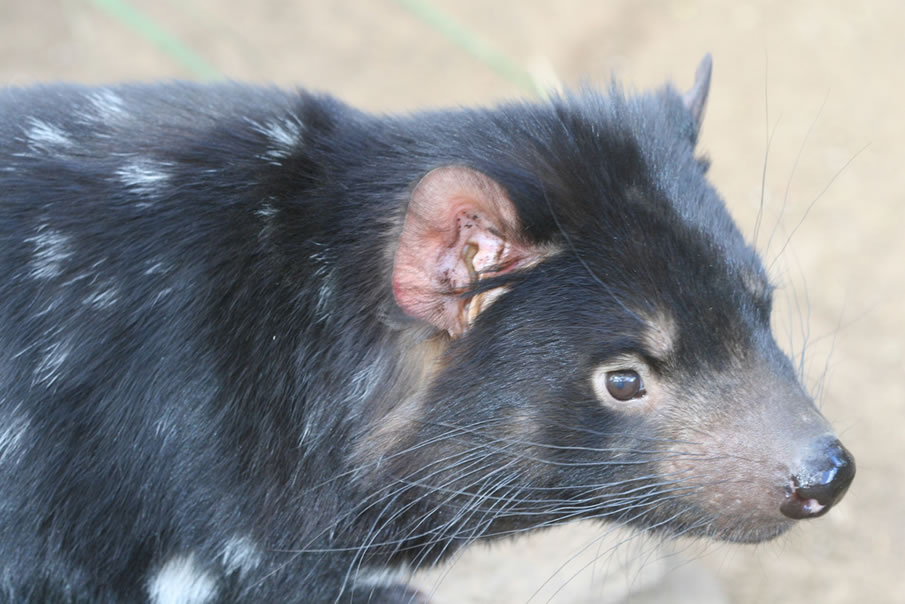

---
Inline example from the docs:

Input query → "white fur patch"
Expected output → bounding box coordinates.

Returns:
[117,159,170,197]
[221,535,262,578]
[315,277,335,322]
[148,555,217,604]
[255,201,278,242]
[25,119,72,152]
[83,281,120,309]
[254,202,277,220]
[151,287,174,307]
[309,247,335,322]
[34,338,71,388]
[144,259,171,276]
[252,117,303,163]
[0,413,29,465]
[87,90,127,120]
[143,259,174,305]
[347,359,384,407]
[25,226,72,280]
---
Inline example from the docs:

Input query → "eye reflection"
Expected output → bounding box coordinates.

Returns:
[605,370,645,401]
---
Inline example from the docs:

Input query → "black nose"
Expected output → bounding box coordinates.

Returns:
[780,438,856,520]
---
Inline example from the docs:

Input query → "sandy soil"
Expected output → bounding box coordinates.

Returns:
[1,1,902,602]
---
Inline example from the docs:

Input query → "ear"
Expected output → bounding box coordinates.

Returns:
[392,166,539,338]
[682,53,712,133]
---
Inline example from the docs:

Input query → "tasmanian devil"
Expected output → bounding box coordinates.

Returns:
[0,55,854,602]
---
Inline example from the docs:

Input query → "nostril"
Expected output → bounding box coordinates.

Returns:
[780,439,856,520]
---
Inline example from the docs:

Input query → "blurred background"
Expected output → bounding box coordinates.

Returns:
[1,1,902,602]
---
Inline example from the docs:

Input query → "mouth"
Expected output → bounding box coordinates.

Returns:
[661,512,795,544]
[608,485,799,545]
[715,520,794,544]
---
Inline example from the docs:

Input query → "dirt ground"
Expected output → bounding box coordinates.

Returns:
[1,1,902,602]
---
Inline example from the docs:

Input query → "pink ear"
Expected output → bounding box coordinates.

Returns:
[392,166,537,337]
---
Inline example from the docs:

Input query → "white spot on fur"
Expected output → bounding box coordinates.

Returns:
[148,555,217,604]
[251,117,303,163]
[83,281,119,309]
[221,536,262,578]
[255,202,277,220]
[144,259,171,276]
[25,119,72,152]
[0,412,29,465]
[117,159,169,198]
[60,259,106,292]
[152,287,174,306]
[61,272,91,287]
[87,90,126,120]
[25,226,73,279]
[255,201,278,242]
[143,259,174,305]
[309,247,335,322]
[34,338,71,387]
[33,297,63,318]
[348,359,383,406]
[263,118,302,150]
[315,278,335,321]
[309,250,329,277]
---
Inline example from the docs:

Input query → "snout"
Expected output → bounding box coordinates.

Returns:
[780,436,855,520]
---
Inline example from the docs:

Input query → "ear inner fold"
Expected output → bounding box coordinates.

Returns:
[392,165,536,337]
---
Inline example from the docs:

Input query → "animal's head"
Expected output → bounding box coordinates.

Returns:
[369,56,853,552]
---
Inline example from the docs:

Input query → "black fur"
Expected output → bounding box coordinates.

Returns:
[0,68,850,603]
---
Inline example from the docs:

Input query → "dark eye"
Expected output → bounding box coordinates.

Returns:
[605,370,645,401]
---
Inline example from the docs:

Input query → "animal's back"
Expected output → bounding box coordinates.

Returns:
[0,83,360,601]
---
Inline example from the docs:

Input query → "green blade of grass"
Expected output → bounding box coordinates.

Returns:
[88,0,222,80]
